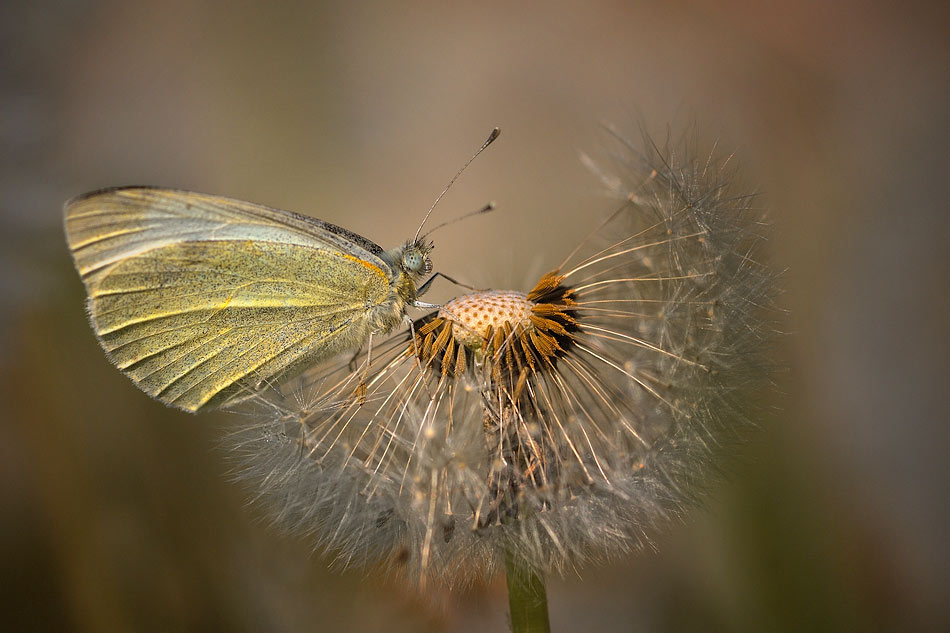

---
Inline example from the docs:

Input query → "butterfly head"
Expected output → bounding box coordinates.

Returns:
[398,239,434,279]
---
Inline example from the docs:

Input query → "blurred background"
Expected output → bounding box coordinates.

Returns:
[2,1,947,631]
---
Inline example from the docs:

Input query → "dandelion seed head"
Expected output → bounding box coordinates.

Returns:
[228,126,780,587]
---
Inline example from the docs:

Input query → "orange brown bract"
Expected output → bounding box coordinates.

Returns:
[413,275,577,382]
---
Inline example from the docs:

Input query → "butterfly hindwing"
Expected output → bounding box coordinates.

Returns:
[66,188,395,411]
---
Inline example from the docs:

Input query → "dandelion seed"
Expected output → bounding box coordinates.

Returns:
[229,128,779,589]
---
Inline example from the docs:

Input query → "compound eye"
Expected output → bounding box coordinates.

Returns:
[403,249,425,273]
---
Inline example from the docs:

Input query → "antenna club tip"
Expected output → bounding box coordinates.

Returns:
[417,129,500,239]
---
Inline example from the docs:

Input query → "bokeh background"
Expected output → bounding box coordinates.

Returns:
[2,1,947,631]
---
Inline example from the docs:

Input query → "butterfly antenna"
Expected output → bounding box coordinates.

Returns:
[414,127,500,242]
[421,201,495,241]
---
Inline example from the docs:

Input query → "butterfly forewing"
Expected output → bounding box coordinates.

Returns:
[66,188,388,281]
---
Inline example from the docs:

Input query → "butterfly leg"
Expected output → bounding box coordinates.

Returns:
[352,330,378,406]
[416,271,482,297]
[347,345,364,372]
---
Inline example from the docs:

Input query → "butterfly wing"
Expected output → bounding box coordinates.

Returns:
[65,187,395,412]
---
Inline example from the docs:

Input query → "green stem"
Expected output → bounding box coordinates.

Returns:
[505,550,551,633]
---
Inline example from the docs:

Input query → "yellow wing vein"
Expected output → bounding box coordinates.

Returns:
[93,268,364,302]
[69,226,163,251]
[112,328,231,372]
[102,302,364,353]
[136,332,234,387]
[161,315,353,408]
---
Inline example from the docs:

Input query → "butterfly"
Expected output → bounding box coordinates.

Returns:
[64,129,498,412]
[64,186,436,412]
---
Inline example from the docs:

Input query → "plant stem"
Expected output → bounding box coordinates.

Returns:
[505,549,551,633]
